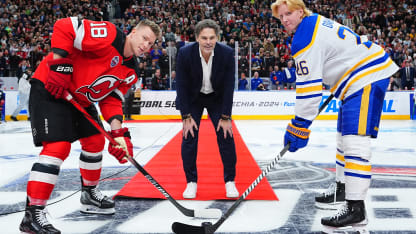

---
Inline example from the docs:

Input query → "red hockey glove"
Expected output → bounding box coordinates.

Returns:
[108,127,133,164]
[46,58,73,99]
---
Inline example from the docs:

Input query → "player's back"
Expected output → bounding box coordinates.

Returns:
[292,14,398,100]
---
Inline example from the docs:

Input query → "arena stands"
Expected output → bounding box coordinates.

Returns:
[0,0,415,90]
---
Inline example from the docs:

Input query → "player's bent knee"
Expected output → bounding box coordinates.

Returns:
[80,134,105,153]
[40,141,71,162]
[342,135,371,161]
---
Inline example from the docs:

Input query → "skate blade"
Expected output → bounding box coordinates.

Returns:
[20,231,34,234]
[20,227,39,234]
[80,205,115,215]
[20,228,33,234]
[322,219,368,234]
[315,201,345,210]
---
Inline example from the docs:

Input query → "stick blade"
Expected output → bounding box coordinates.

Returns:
[194,208,222,219]
[172,222,210,234]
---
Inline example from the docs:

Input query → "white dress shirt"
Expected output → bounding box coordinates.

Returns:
[199,47,214,94]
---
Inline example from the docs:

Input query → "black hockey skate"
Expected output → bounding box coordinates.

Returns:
[80,183,115,215]
[315,181,345,209]
[321,200,368,234]
[19,204,61,234]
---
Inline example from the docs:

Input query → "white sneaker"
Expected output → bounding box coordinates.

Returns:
[183,182,197,199]
[225,181,239,198]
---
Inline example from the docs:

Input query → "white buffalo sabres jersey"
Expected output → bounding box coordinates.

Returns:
[292,14,399,120]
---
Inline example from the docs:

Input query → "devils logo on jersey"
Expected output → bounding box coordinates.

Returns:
[76,75,123,102]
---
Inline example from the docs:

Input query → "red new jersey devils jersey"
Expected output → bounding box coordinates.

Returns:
[33,17,139,121]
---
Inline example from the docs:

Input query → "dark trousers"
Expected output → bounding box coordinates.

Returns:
[181,92,237,183]
[123,94,134,119]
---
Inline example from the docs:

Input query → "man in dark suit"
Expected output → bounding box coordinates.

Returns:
[400,60,415,90]
[175,19,239,199]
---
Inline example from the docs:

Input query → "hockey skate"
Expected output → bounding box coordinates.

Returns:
[19,204,61,234]
[321,200,368,234]
[80,183,115,215]
[315,181,345,209]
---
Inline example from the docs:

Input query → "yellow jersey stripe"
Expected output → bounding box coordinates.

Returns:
[358,85,371,135]
[296,85,323,94]
[345,162,372,172]
[340,59,393,100]
[330,48,384,93]
[336,153,345,162]
[293,15,322,58]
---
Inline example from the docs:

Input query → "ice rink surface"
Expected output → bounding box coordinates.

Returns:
[0,119,415,233]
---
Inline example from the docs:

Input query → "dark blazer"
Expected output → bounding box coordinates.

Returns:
[175,42,235,116]
[399,66,415,89]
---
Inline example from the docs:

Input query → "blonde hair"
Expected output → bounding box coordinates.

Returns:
[271,0,312,18]
[136,19,161,38]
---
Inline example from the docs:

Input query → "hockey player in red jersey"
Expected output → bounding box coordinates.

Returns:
[19,17,160,234]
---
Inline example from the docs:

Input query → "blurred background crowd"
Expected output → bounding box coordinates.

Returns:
[0,0,415,91]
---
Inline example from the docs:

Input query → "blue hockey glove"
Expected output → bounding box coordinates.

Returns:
[284,116,312,152]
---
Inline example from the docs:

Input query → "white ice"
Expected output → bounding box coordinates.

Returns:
[0,119,415,233]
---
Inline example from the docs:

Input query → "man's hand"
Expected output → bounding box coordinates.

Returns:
[284,117,312,152]
[182,115,198,139]
[216,118,233,139]
[46,58,73,99]
[108,127,133,164]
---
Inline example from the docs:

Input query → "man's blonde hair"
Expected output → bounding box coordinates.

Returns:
[271,0,312,18]
[136,19,161,38]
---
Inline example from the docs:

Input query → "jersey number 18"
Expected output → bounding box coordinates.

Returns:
[90,22,108,38]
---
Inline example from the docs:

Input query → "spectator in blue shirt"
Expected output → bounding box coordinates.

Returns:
[285,60,297,89]
[167,70,177,90]
[150,45,162,63]
[251,55,262,71]
[251,71,266,90]
[270,65,286,90]
[238,72,248,90]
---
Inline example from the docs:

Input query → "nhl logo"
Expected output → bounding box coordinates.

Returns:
[110,56,120,67]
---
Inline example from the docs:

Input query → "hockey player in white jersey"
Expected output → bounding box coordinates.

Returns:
[11,68,32,121]
[271,0,399,232]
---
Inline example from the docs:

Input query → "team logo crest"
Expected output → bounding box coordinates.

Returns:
[76,75,123,102]
[110,56,120,67]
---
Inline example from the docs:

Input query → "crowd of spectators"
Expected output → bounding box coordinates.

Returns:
[0,0,114,79]
[1,0,415,91]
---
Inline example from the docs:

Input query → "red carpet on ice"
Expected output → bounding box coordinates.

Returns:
[115,120,278,201]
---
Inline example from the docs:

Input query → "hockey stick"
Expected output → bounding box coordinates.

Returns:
[172,94,335,234]
[63,90,221,219]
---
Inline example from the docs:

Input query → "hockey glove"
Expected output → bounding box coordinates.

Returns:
[108,128,133,164]
[284,116,312,152]
[46,58,73,99]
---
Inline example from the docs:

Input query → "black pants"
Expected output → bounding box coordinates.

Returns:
[29,79,100,146]
[181,92,237,183]
[123,94,134,119]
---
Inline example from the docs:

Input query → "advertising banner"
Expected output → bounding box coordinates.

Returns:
[137,91,412,120]
[2,90,413,120]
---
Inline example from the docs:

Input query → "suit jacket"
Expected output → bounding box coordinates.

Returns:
[175,42,235,116]
[400,66,415,88]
